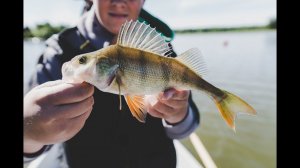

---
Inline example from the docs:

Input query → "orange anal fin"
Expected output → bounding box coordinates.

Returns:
[124,95,147,123]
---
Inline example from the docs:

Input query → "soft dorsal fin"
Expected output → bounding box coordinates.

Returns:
[124,94,147,123]
[175,48,208,77]
[117,20,172,56]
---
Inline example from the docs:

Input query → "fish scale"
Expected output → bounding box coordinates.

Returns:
[117,46,173,94]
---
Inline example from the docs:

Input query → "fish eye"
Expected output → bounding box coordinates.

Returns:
[79,56,87,64]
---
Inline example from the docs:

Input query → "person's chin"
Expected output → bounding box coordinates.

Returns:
[112,17,128,25]
[110,19,129,33]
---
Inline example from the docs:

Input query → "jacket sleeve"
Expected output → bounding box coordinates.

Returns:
[25,35,64,93]
[162,92,200,139]
[24,144,68,167]
[23,145,53,164]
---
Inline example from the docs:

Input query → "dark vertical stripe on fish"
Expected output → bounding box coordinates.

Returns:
[160,58,171,88]
[116,46,124,71]
[138,51,147,83]
[182,67,190,84]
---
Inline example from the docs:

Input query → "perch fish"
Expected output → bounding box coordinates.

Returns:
[62,20,256,130]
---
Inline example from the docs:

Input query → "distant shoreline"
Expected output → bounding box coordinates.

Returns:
[24,28,276,42]
[174,27,276,34]
[24,22,276,39]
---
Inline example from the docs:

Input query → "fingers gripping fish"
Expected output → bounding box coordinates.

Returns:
[62,20,256,131]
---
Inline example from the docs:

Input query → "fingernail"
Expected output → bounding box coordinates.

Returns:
[163,90,174,100]
[81,82,91,88]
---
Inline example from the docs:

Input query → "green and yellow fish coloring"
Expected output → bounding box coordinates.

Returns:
[62,20,256,131]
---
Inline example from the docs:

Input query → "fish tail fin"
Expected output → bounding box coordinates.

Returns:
[213,90,256,131]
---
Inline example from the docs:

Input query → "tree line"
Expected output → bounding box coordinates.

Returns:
[24,23,67,40]
[24,18,276,40]
[175,18,276,34]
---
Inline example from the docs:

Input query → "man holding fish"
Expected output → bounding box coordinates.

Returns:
[24,0,200,167]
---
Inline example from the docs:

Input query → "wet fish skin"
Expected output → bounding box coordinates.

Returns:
[61,20,256,130]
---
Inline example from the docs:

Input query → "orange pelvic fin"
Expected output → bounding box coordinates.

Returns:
[124,94,147,123]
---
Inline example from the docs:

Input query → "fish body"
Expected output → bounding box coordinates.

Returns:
[62,20,256,130]
[96,45,202,95]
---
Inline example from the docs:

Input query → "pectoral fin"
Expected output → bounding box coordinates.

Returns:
[124,95,147,123]
[115,70,122,110]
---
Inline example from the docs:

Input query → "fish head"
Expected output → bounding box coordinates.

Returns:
[62,46,120,90]
[62,53,98,84]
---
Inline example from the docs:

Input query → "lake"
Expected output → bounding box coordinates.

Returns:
[24,30,276,168]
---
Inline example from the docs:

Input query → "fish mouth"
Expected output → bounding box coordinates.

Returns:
[61,62,74,81]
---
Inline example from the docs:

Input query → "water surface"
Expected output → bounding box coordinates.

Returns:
[172,31,276,168]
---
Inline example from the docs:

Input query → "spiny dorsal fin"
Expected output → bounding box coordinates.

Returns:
[124,94,147,123]
[175,48,208,77]
[117,20,172,56]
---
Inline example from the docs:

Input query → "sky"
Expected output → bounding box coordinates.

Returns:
[24,0,276,29]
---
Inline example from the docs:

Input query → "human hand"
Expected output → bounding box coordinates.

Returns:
[24,80,94,153]
[146,88,190,124]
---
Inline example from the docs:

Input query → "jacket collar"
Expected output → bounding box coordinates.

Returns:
[77,7,115,49]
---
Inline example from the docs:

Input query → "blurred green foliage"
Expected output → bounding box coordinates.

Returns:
[267,18,276,29]
[24,23,67,39]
